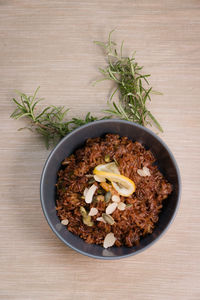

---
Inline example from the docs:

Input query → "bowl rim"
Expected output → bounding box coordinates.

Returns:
[40,119,181,260]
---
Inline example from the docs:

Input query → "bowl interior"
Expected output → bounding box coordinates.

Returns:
[40,120,180,259]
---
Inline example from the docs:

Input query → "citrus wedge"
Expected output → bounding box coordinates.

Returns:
[93,169,135,197]
[94,162,120,174]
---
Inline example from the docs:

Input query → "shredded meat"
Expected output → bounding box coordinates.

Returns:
[56,134,172,247]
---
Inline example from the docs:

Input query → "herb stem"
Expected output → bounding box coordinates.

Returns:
[11,31,163,149]
[10,88,108,148]
[94,31,163,132]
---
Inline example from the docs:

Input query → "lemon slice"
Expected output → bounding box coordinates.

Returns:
[95,162,120,174]
[93,162,120,184]
[93,169,135,197]
[94,162,120,174]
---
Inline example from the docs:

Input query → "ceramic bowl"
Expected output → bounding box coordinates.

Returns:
[40,120,181,259]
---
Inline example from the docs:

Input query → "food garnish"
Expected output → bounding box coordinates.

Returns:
[94,161,136,196]
[104,191,112,203]
[94,162,120,174]
[93,174,106,183]
[80,206,94,227]
[10,31,163,148]
[100,182,116,195]
[102,213,115,225]
[61,219,69,225]
[103,232,116,248]
[106,202,118,214]
[137,166,151,177]
[84,184,97,204]
[88,207,98,216]
[96,217,106,223]
[93,168,136,197]
[94,30,163,132]
[111,195,120,203]
[83,187,89,197]
[117,202,126,211]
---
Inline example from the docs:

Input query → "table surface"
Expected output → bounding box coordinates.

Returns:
[0,1,200,299]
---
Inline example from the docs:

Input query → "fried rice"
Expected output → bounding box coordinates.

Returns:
[56,134,172,247]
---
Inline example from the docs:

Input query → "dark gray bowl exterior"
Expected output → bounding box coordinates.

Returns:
[40,120,181,260]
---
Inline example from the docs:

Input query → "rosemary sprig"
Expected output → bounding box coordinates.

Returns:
[94,30,163,132]
[10,87,106,148]
[11,31,163,149]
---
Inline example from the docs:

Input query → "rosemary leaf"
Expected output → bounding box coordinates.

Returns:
[94,30,163,132]
[10,87,107,148]
[11,31,163,149]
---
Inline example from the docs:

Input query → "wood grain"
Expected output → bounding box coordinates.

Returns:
[0,1,200,299]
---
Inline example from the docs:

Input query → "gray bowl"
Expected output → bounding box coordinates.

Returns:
[40,120,181,259]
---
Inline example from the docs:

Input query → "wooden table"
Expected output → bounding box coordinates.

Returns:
[0,1,200,299]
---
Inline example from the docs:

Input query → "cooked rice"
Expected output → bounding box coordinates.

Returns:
[56,134,172,247]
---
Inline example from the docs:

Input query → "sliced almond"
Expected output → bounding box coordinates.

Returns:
[143,167,151,176]
[137,169,145,177]
[83,187,89,197]
[112,194,120,203]
[61,219,69,225]
[96,217,106,223]
[88,207,98,216]
[103,232,116,248]
[94,174,106,183]
[117,202,126,211]
[85,184,97,204]
[106,202,118,214]
[137,166,151,177]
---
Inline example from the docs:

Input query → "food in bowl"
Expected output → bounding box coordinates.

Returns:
[56,134,172,248]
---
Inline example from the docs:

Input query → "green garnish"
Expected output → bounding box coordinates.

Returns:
[10,31,163,148]
[94,30,163,132]
[10,87,106,148]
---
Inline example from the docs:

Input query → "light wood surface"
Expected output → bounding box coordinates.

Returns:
[0,1,200,299]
